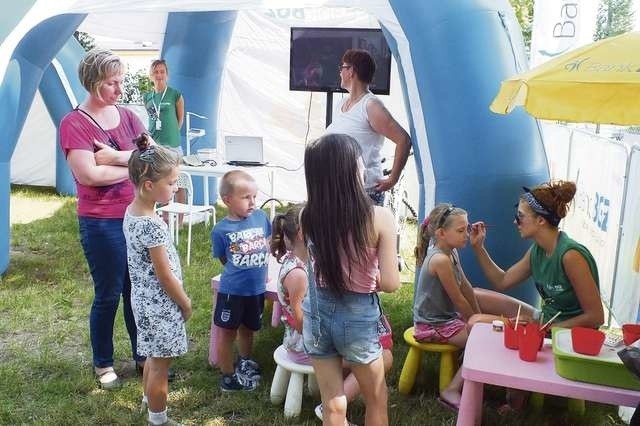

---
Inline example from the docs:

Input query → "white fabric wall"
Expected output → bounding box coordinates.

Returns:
[540,121,571,181]
[11,91,56,186]
[7,4,418,204]
[219,8,411,202]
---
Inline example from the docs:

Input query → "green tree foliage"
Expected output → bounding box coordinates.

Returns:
[509,0,534,49]
[73,31,95,51]
[121,69,152,104]
[594,0,634,41]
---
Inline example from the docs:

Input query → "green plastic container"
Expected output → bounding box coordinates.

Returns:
[552,328,640,391]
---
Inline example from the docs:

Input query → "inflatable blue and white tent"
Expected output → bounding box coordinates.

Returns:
[0,1,548,307]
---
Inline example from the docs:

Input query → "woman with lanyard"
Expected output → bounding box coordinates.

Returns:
[144,59,186,219]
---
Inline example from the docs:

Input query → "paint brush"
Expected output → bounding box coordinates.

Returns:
[540,311,562,331]
[514,304,522,330]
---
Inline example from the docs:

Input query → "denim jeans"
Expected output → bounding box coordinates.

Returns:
[79,216,144,367]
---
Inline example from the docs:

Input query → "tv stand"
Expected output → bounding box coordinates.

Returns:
[325,91,333,127]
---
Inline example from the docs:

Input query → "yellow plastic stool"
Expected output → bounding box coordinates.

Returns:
[399,327,460,394]
[530,392,586,415]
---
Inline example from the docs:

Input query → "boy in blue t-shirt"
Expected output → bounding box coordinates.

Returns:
[211,170,271,392]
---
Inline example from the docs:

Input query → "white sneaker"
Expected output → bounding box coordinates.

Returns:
[314,403,323,421]
[315,404,357,426]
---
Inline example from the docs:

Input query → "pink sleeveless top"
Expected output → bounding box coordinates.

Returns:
[343,247,379,293]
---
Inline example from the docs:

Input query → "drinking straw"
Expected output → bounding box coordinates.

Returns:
[540,311,562,331]
[500,314,509,327]
[514,304,522,330]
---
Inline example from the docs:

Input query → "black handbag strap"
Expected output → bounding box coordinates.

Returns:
[75,106,121,150]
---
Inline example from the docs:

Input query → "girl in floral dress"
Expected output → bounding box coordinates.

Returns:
[123,135,191,426]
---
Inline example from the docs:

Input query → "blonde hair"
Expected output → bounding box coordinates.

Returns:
[415,203,467,267]
[78,48,124,99]
[128,135,180,188]
[219,170,255,197]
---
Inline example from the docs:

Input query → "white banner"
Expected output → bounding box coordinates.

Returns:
[530,0,598,67]
[562,130,628,307]
[612,146,640,325]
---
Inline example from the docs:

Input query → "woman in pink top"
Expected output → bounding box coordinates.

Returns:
[59,48,148,389]
[301,133,400,426]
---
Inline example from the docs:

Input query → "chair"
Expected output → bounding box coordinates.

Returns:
[398,326,460,394]
[156,171,215,265]
[270,345,319,418]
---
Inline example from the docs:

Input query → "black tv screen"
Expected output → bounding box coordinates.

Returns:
[290,27,392,95]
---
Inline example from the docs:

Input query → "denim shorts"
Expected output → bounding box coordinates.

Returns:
[302,289,382,364]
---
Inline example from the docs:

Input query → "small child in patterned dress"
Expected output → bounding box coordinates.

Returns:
[269,204,310,364]
[123,135,191,426]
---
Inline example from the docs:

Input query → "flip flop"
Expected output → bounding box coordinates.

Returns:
[437,396,460,412]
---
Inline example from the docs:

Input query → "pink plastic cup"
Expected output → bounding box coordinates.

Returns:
[518,323,544,362]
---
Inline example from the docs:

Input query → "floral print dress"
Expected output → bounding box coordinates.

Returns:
[277,252,307,355]
[123,211,187,357]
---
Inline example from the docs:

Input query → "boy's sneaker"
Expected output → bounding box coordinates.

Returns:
[235,358,261,384]
[314,403,323,421]
[220,373,256,392]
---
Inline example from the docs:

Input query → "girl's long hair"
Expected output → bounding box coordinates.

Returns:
[301,134,373,294]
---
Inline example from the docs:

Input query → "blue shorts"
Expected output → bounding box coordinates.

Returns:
[302,289,382,364]
[214,292,264,331]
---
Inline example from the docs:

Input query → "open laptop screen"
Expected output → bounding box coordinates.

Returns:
[224,136,265,166]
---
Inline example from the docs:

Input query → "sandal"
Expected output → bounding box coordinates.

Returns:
[437,396,460,412]
[95,367,121,390]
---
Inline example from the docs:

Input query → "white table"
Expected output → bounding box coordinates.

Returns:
[181,162,277,218]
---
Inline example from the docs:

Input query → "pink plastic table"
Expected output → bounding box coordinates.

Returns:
[208,257,282,367]
[457,323,640,426]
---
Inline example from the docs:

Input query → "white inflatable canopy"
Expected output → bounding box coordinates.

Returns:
[10,5,418,204]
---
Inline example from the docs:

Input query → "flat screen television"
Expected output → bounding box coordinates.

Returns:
[290,27,392,95]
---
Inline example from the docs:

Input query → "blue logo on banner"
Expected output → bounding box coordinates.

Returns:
[593,192,609,232]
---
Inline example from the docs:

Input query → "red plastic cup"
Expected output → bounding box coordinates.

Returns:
[622,324,640,346]
[518,323,543,362]
[571,327,605,355]
[504,322,521,349]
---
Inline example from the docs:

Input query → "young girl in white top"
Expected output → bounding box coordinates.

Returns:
[123,135,192,426]
[414,203,481,410]
[269,203,310,364]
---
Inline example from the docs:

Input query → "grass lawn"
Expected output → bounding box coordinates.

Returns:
[0,185,627,425]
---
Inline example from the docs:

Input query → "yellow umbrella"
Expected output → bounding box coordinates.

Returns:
[490,31,640,125]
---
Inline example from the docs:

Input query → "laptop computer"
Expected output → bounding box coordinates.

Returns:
[224,136,266,166]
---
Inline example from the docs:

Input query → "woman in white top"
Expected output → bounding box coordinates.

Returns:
[325,48,411,205]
